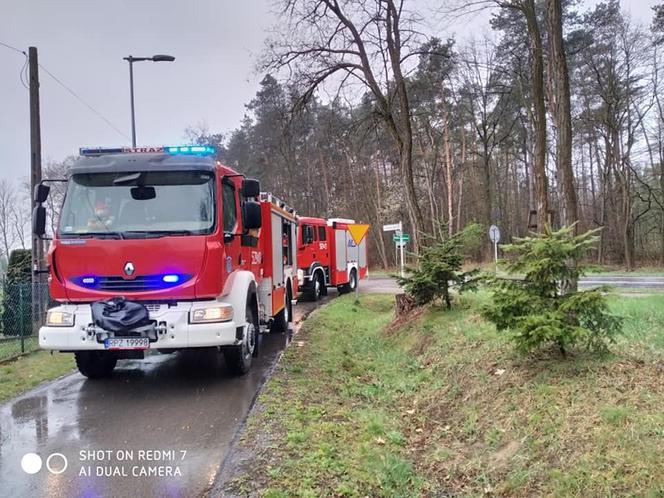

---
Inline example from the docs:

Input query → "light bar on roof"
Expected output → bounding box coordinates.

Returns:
[79,145,216,157]
[165,145,215,155]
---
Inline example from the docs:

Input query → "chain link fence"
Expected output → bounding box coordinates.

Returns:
[0,281,50,362]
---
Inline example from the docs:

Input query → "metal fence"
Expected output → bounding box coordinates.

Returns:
[0,281,50,362]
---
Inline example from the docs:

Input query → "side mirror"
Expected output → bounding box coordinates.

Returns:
[34,183,50,204]
[241,178,260,198]
[242,201,262,230]
[33,206,46,236]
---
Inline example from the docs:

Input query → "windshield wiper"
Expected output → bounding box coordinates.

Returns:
[121,230,196,239]
[61,231,125,239]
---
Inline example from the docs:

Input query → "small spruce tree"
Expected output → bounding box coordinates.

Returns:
[397,225,479,309]
[482,225,622,355]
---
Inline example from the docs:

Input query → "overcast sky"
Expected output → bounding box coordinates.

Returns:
[0,0,659,186]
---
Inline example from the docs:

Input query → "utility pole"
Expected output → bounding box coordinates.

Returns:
[29,46,45,330]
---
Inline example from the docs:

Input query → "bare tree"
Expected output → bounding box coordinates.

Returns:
[11,196,30,251]
[0,180,16,262]
[264,0,434,250]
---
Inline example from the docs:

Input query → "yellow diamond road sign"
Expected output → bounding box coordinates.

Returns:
[347,224,370,245]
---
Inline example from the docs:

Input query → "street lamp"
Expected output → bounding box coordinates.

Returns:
[123,54,175,147]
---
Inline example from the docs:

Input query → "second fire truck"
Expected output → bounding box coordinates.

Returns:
[296,216,368,301]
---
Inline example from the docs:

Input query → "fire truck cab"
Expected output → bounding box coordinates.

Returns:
[297,216,368,301]
[33,145,296,378]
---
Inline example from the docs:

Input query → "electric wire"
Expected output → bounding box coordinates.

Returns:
[2,39,130,140]
[0,40,29,89]
[37,63,130,140]
[0,40,24,54]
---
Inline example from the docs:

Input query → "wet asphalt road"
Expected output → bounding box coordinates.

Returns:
[365,275,664,291]
[0,297,328,498]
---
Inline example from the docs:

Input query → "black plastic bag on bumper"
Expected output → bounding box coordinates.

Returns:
[91,297,151,332]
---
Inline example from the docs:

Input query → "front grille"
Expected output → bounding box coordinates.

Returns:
[71,274,191,292]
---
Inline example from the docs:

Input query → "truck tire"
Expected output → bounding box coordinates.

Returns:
[306,271,323,301]
[75,351,117,379]
[271,286,291,333]
[223,297,258,375]
[338,268,357,295]
[348,268,358,291]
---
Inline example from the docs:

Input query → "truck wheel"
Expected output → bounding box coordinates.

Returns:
[75,351,117,379]
[271,287,291,333]
[320,272,328,296]
[307,272,322,301]
[224,298,258,375]
[338,269,357,295]
[348,269,358,291]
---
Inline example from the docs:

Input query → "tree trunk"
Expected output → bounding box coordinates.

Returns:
[524,0,549,233]
[547,0,578,232]
[443,111,454,236]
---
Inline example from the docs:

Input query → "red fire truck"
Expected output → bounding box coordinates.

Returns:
[33,145,297,378]
[297,216,368,301]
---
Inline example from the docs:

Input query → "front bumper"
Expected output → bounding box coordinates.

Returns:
[39,301,240,351]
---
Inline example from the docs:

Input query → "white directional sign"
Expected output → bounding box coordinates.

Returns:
[383,221,405,277]
[382,222,402,232]
[489,225,501,243]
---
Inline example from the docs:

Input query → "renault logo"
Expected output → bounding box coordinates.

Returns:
[124,262,135,277]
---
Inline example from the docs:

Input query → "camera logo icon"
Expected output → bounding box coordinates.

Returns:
[21,453,68,475]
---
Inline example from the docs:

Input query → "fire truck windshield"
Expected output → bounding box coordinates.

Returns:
[58,170,216,237]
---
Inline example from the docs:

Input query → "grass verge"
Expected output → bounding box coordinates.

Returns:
[0,336,39,362]
[0,351,75,404]
[225,293,663,497]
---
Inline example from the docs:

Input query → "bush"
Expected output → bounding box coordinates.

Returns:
[2,250,33,337]
[397,226,479,309]
[482,225,622,355]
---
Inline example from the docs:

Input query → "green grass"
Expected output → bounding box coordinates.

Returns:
[610,294,664,354]
[0,336,39,362]
[0,351,75,403]
[227,292,664,497]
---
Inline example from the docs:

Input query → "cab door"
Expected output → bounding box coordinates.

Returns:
[221,179,242,277]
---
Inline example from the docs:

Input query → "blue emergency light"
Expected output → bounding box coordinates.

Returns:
[79,145,215,156]
[165,145,215,155]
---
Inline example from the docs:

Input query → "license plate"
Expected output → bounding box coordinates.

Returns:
[104,337,150,350]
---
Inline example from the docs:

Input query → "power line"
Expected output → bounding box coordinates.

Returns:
[3,40,130,140]
[38,63,130,140]
[0,40,24,54]
[19,55,29,89]
[0,40,29,89]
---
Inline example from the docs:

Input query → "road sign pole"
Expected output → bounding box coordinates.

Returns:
[399,237,405,278]
[494,240,498,273]
[489,225,501,274]
[355,242,360,302]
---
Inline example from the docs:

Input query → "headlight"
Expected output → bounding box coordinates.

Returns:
[46,310,75,327]
[190,305,233,323]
